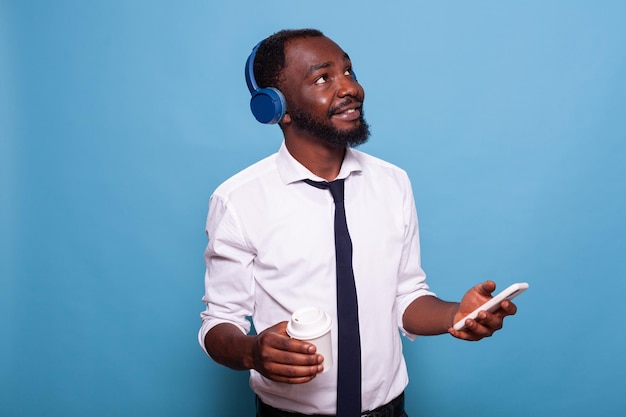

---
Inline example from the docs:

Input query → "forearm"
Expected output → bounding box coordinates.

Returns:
[402,295,459,335]
[204,323,256,370]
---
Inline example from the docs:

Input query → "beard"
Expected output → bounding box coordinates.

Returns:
[287,103,371,148]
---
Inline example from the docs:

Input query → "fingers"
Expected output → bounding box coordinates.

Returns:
[260,356,324,384]
[253,324,324,384]
[499,299,518,316]
[449,299,518,341]
[449,316,497,341]
[449,314,500,341]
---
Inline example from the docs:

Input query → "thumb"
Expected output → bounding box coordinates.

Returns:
[476,280,496,297]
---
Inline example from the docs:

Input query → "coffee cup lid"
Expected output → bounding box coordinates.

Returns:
[286,307,332,339]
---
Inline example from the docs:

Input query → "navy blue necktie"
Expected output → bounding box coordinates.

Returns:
[304,178,362,417]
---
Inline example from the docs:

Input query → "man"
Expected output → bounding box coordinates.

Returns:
[199,29,518,417]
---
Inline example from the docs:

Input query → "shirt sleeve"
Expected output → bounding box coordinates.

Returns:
[198,193,256,356]
[394,172,435,340]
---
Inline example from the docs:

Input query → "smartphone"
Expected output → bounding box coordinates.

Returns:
[453,282,529,331]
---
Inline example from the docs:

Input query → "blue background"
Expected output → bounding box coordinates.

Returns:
[2,1,625,416]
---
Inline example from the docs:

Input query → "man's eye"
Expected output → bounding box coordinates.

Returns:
[314,75,328,85]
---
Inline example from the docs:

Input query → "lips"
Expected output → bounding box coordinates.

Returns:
[330,101,362,121]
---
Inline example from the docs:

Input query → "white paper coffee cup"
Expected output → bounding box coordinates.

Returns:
[286,307,333,373]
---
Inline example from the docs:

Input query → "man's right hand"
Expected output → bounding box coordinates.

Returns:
[204,322,324,384]
[251,321,324,384]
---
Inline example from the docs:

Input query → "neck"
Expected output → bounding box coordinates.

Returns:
[284,134,346,182]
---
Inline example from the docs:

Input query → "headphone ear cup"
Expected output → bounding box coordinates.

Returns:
[250,87,286,124]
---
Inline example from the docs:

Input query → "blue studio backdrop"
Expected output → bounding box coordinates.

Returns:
[2,1,625,416]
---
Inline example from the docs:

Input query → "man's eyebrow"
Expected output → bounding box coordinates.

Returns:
[307,61,332,77]
[306,53,352,77]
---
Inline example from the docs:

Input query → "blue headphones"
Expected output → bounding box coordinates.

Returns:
[245,41,286,124]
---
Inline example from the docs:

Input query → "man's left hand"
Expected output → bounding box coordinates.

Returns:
[448,281,518,341]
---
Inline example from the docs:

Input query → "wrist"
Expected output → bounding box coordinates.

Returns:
[450,303,461,327]
[242,334,258,370]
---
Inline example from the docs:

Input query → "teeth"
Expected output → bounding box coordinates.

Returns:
[346,109,355,113]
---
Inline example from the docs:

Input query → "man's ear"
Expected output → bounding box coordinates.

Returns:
[281,112,292,125]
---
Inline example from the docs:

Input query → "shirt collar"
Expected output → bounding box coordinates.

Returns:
[276,141,363,185]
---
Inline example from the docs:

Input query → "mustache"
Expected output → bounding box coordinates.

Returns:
[328,99,363,117]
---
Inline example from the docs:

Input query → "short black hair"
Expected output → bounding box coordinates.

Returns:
[253,29,324,90]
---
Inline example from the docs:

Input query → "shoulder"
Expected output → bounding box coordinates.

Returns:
[349,148,411,184]
[212,153,279,201]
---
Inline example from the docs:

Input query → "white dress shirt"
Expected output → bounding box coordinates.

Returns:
[199,142,434,414]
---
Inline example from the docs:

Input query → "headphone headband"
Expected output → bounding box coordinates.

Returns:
[244,41,262,93]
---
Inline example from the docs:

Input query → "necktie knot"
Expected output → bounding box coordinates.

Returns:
[303,178,345,203]
[327,180,344,203]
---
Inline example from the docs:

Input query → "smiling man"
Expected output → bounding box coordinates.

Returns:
[199,29,517,417]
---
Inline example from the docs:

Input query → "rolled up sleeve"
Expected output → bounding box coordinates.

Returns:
[198,193,256,355]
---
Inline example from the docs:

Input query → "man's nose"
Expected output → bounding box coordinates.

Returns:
[337,76,359,97]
